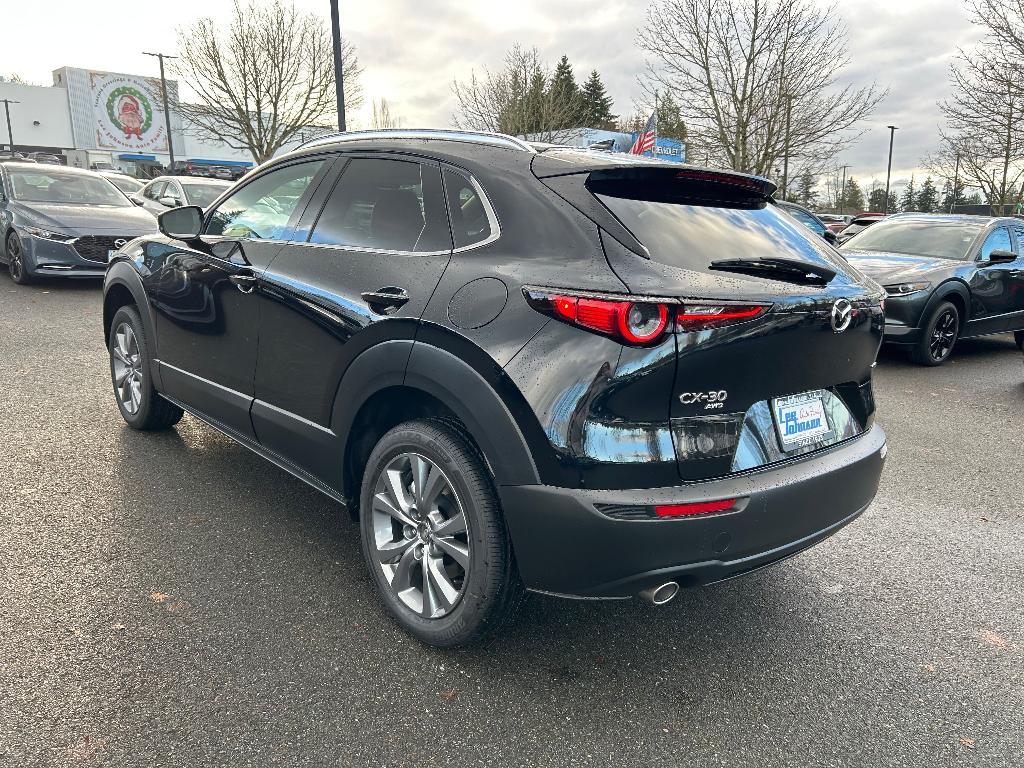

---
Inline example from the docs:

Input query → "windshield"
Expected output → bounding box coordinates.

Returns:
[9,169,131,206]
[106,175,144,194]
[842,219,983,260]
[183,182,227,209]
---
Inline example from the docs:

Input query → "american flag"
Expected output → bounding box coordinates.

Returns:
[629,112,656,156]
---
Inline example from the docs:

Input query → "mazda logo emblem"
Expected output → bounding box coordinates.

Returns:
[114,239,128,248]
[831,299,853,333]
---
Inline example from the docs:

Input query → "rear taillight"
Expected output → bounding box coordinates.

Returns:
[540,291,669,345]
[526,288,769,344]
[655,498,736,517]
[676,303,768,332]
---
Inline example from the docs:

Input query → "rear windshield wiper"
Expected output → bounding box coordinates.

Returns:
[709,257,836,285]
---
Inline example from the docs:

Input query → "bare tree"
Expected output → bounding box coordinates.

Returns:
[371,98,403,129]
[452,46,586,142]
[636,0,884,177]
[924,3,1024,213]
[173,0,363,163]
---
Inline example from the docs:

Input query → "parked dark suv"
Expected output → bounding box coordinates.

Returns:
[102,130,888,646]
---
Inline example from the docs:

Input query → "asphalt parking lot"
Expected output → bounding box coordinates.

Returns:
[2,277,1022,768]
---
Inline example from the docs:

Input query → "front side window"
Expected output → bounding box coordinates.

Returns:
[980,227,1012,260]
[9,169,131,206]
[443,169,492,249]
[182,183,225,209]
[1013,225,1024,255]
[206,160,324,240]
[310,158,450,252]
[144,181,166,201]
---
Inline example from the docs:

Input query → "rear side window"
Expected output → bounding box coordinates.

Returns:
[443,169,492,249]
[310,158,450,253]
[1014,225,1024,255]
[596,193,836,271]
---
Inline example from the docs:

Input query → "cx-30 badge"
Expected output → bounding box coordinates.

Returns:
[831,299,853,333]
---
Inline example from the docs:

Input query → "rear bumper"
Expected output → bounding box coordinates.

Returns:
[499,423,886,598]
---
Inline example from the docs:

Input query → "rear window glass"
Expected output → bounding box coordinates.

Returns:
[596,194,839,271]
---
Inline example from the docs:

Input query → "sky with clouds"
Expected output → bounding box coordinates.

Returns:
[1,0,984,191]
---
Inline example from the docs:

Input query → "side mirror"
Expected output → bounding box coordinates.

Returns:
[823,229,839,246]
[158,205,203,240]
[985,249,1017,265]
[130,196,144,206]
[158,195,180,208]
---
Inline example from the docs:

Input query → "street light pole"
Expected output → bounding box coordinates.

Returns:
[1,99,20,154]
[884,125,898,214]
[330,0,346,132]
[143,52,178,168]
[950,152,961,213]
[781,94,794,200]
[838,164,851,214]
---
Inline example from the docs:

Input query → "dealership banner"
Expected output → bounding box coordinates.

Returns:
[89,71,168,153]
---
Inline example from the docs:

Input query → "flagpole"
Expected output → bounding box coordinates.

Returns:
[652,90,658,159]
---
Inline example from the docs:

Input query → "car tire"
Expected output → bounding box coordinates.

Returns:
[1015,330,1024,350]
[6,232,33,285]
[359,419,523,647]
[911,301,959,366]
[108,305,184,430]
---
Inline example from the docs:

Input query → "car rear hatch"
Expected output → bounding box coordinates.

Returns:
[534,155,885,482]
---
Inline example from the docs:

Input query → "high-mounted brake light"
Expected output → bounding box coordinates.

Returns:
[676,304,769,332]
[674,169,764,193]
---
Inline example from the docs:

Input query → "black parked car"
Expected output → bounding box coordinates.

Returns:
[776,199,840,245]
[102,130,887,646]
[842,214,1024,364]
[837,213,886,243]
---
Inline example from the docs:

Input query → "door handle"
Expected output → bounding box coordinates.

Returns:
[361,286,410,313]
[229,270,258,294]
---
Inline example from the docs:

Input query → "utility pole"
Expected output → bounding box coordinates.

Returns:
[884,125,898,215]
[838,164,851,214]
[781,94,794,200]
[1,99,20,154]
[143,52,178,168]
[330,0,346,131]
[950,152,960,213]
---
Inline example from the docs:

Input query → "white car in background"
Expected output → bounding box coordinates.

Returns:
[132,175,231,216]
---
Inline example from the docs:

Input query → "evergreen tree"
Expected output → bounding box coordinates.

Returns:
[963,191,983,206]
[900,176,917,212]
[654,92,686,143]
[580,70,616,129]
[549,55,583,129]
[840,177,865,212]
[867,187,888,212]
[792,171,819,208]
[916,176,939,213]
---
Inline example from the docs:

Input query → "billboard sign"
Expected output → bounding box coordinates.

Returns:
[89,71,168,153]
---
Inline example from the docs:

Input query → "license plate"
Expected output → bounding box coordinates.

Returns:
[107,250,116,261]
[772,390,832,449]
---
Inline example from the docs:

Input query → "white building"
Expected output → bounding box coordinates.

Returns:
[0,67,263,177]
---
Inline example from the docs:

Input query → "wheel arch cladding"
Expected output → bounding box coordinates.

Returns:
[930,280,969,321]
[335,340,541,515]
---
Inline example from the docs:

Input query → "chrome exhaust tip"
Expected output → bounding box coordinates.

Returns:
[638,581,680,606]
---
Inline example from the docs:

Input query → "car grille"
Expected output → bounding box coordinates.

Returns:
[73,236,131,263]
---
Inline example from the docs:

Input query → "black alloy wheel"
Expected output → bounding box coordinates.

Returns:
[912,301,959,366]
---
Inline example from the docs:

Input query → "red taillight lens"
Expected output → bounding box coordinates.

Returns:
[676,303,768,332]
[654,498,736,517]
[536,291,670,345]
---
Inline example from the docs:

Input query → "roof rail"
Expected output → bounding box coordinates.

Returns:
[296,128,537,153]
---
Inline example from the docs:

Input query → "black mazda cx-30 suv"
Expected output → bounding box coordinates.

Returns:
[102,130,887,646]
